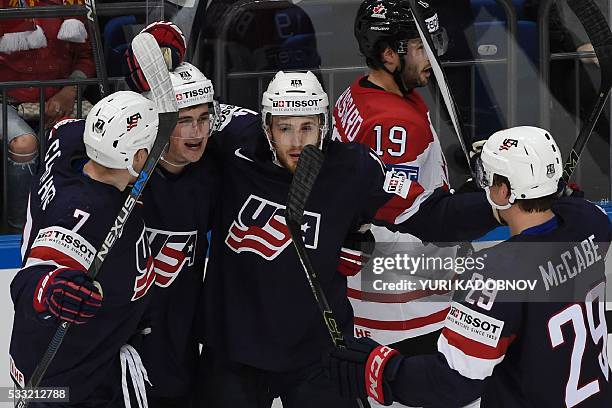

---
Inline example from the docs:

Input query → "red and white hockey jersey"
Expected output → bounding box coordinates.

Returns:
[333,76,452,344]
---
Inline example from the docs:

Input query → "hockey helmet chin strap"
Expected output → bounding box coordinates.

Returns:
[128,165,140,178]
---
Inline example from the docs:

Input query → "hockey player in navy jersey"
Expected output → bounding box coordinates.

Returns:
[137,61,219,408]
[9,91,160,406]
[329,126,611,407]
[197,70,500,407]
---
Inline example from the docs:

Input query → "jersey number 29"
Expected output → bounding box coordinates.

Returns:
[548,281,609,408]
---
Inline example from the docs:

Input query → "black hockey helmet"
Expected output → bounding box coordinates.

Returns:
[354,0,447,68]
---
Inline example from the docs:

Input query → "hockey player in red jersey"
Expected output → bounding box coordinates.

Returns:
[9,91,159,406]
[328,127,611,407]
[333,0,459,366]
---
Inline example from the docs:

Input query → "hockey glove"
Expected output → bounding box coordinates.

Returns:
[455,140,487,194]
[328,336,402,405]
[557,179,585,198]
[34,269,103,325]
[124,21,186,92]
[338,229,375,277]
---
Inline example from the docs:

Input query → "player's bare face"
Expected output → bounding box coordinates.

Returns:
[167,104,211,165]
[270,116,320,173]
[402,39,431,88]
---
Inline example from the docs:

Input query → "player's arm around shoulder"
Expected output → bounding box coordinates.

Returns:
[209,103,260,157]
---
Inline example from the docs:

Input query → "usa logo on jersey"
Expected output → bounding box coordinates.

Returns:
[226,194,321,260]
[132,227,155,301]
[146,228,198,288]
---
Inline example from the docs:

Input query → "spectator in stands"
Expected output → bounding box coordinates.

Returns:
[0,0,95,231]
[524,0,610,181]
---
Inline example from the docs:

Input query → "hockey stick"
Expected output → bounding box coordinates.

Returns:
[17,32,178,408]
[562,0,612,182]
[84,0,109,96]
[285,145,370,408]
[407,0,474,177]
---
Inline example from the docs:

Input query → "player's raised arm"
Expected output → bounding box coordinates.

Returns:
[357,148,499,243]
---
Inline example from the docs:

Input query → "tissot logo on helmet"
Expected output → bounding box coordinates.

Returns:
[272,99,322,108]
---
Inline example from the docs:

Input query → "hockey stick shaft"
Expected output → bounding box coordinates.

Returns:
[562,0,612,182]
[84,0,109,96]
[18,33,178,407]
[407,0,473,176]
[286,145,370,408]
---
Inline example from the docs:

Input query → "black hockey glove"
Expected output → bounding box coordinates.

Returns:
[337,228,375,277]
[34,269,103,325]
[328,336,402,405]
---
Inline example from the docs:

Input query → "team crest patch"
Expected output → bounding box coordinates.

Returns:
[371,3,386,18]
[146,228,198,288]
[499,138,518,151]
[383,171,411,199]
[226,194,321,260]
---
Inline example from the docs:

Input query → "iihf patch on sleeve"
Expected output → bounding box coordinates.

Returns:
[445,302,504,347]
[383,170,411,199]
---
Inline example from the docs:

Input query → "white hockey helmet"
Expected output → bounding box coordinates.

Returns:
[261,71,329,160]
[145,61,215,109]
[84,91,158,176]
[479,126,562,209]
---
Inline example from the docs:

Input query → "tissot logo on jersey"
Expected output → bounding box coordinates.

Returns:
[445,301,504,347]
[383,171,411,199]
[126,113,142,131]
[28,226,96,270]
[226,194,321,260]
[146,228,198,288]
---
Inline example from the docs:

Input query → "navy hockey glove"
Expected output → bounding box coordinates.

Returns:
[124,21,186,92]
[329,337,402,405]
[338,229,375,277]
[34,269,103,325]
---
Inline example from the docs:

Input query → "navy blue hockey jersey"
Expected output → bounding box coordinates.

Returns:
[9,119,155,404]
[202,105,498,371]
[139,156,218,400]
[390,198,611,407]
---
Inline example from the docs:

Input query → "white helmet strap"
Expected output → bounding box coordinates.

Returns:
[485,186,513,210]
[128,164,140,178]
